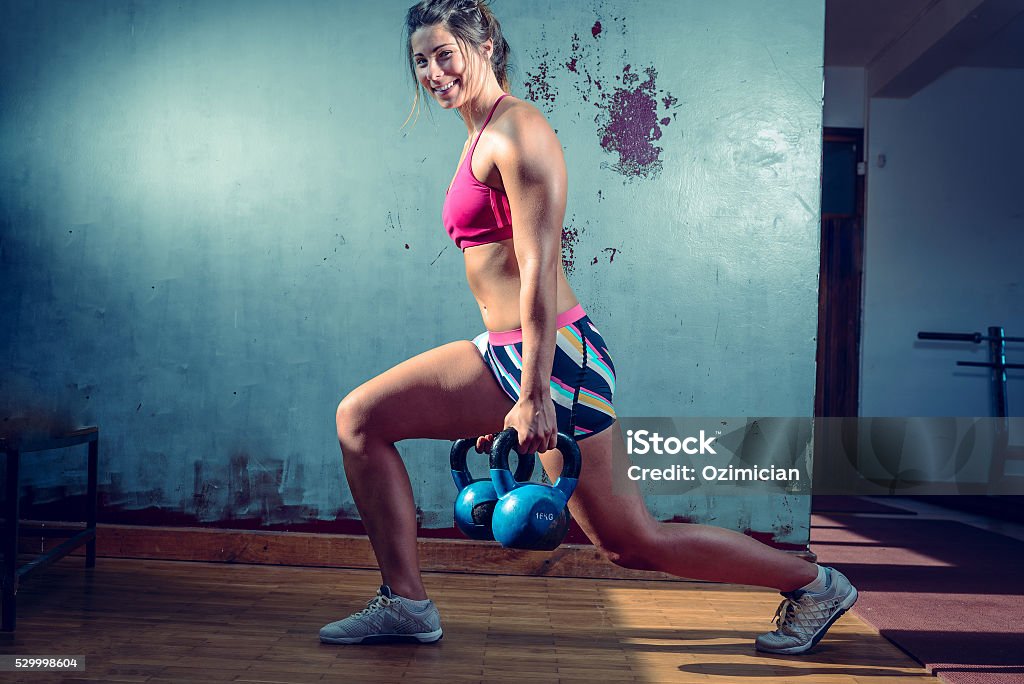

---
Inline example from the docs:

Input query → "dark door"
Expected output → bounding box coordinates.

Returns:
[816,128,865,418]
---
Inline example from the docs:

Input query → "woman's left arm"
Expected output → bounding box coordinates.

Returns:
[494,105,568,455]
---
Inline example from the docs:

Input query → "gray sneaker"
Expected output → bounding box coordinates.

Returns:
[319,585,443,644]
[755,567,858,655]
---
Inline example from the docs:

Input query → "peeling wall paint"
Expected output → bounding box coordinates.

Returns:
[0,0,825,546]
[524,11,679,180]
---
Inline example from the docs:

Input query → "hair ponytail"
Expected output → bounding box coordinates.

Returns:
[476,1,510,91]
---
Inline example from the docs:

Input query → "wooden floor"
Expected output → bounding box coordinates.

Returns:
[0,557,933,683]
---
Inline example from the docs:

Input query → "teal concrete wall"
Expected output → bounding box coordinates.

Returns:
[1,0,824,545]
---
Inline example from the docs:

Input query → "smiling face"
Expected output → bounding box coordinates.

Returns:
[410,24,491,109]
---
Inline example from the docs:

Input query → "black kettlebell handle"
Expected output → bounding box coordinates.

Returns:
[490,429,582,481]
[450,437,536,490]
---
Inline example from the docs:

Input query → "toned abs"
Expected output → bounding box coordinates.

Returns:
[464,240,578,332]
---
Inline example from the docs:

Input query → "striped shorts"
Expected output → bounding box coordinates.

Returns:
[472,304,617,441]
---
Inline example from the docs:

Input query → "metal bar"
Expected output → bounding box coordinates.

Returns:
[917,331,1024,343]
[918,331,981,342]
[989,327,1011,482]
[16,529,96,582]
[990,326,1009,420]
[86,437,98,567]
[956,361,1024,369]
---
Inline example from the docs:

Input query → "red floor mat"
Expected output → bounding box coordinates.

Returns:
[811,513,1024,684]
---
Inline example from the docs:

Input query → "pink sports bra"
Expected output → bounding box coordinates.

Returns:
[441,93,514,250]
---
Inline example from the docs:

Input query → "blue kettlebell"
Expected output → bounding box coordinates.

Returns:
[450,437,536,541]
[489,429,582,550]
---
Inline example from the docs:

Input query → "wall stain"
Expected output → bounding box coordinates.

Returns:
[590,246,620,265]
[192,460,220,521]
[226,452,252,517]
[743,528,805,551]
[561,215,584,276]
[429,245,448,266]
[566,32,580,74]
[598,64,667,179]
[522,13,680,180]
[523,30,558,110]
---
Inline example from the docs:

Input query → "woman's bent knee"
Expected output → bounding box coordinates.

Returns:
[590,524,661,572]
[335,389,377,454]
[600,537,660,572]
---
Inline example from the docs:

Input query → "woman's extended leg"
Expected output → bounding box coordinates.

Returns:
[537,421,817,590]
[538,420,858,654]
[334,340,514,601]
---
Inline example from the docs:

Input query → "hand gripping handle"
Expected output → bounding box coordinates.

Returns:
[489,428,581,500]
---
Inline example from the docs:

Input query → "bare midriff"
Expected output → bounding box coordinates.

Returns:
[463,238,579,333]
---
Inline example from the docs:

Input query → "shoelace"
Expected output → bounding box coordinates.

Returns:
[773,597,808,635]
[350,593,398,618]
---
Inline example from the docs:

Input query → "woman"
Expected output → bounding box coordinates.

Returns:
[320,0,857,655]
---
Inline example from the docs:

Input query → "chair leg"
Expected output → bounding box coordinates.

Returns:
[3,449,20,631]
[86,438,98,568]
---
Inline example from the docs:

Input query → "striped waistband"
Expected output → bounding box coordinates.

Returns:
[488,304,587,346]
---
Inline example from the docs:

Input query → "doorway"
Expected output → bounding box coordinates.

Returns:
[815,128,865,417]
